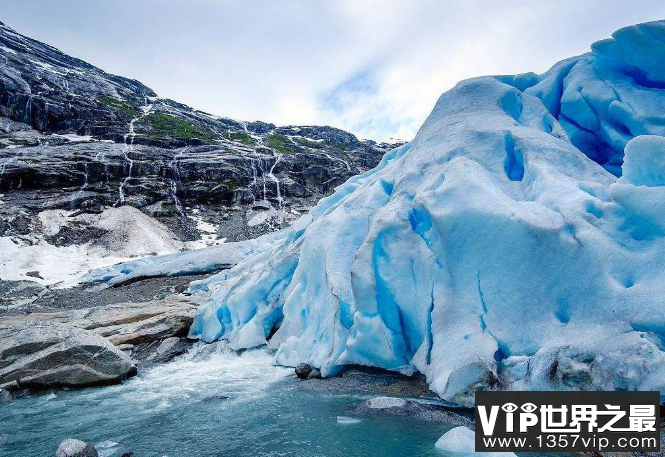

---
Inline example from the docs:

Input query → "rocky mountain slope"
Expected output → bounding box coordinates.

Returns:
[0,21,401,284]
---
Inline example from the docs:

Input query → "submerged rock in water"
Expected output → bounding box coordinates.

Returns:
[299,367,433,398]
[0,323,135,390]
[0,388,12,403]
[201,394,230,402]
[55,438,98,457]
[355,396,473,426]
[295,363,312,379]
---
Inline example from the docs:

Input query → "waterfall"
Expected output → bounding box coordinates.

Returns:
[0,156,18,188]
[93,148,108,184]
[267,153,283,207]
[116,127,135,206]
[25,95,33,125]
[261,157,268,201]
[247,153,283,207]
[169,147,187,219]
[116,102,154,206]
[72,159,90,208]
[323,152,351,171]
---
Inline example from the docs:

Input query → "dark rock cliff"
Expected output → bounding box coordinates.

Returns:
[0,22,403,242]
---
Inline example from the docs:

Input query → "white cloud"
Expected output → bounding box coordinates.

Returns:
[2,0,665,140]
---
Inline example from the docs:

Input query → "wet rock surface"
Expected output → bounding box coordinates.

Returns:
[0,323,136,390]
[354,396,473,427]
[0,295,197,345]
[55,438,99,457]
[299,366,436,398]
[0,275,205,392]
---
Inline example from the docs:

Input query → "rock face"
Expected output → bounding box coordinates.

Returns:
[55,438,99,457]
[0,21,402,249]
[0,323,135,390]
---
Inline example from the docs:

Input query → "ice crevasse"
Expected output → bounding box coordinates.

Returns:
[186,21,665,405]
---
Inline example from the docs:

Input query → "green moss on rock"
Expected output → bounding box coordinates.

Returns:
[227,131,255,145]
[266,134,297,154]
[294,137,324,149]
[98,95,138,117]
[140,112,217,143]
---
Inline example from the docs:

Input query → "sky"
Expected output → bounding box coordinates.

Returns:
[1,1,664,141]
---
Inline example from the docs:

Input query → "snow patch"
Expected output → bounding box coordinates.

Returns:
[51,133,94,143]
[248,211,271,227]
[186,212,225,250]
[0,206,184,286]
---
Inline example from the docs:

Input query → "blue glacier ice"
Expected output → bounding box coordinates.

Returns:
[522,20,665,176]
[83,231,283,286]
[96,21,665,406]
[435,426,516,456]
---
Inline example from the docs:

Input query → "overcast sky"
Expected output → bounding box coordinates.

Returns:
[2,1,664,140]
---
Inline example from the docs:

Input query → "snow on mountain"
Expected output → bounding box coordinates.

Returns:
[95,20,665,405]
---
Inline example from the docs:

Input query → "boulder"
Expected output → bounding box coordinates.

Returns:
[25,270,43,279]
[307,368,322,379]
[0,323,136,390]
[295,363,312,379]
[55,438,98,457]
[132,336,192,365]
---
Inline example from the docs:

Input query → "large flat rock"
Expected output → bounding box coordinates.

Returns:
[0,323,135,390]
[1,296,197,345]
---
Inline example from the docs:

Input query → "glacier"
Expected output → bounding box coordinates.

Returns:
[83,230,283,286]
[95,21,665,406]
[522,20,665,177]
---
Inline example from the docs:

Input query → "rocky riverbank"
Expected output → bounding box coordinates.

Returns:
[0,275,205,399]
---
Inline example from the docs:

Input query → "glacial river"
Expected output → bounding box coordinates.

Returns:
[1,343,452,456]
[0,342,573,457]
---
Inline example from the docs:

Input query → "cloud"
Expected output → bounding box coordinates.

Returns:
[2,0,665,140]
